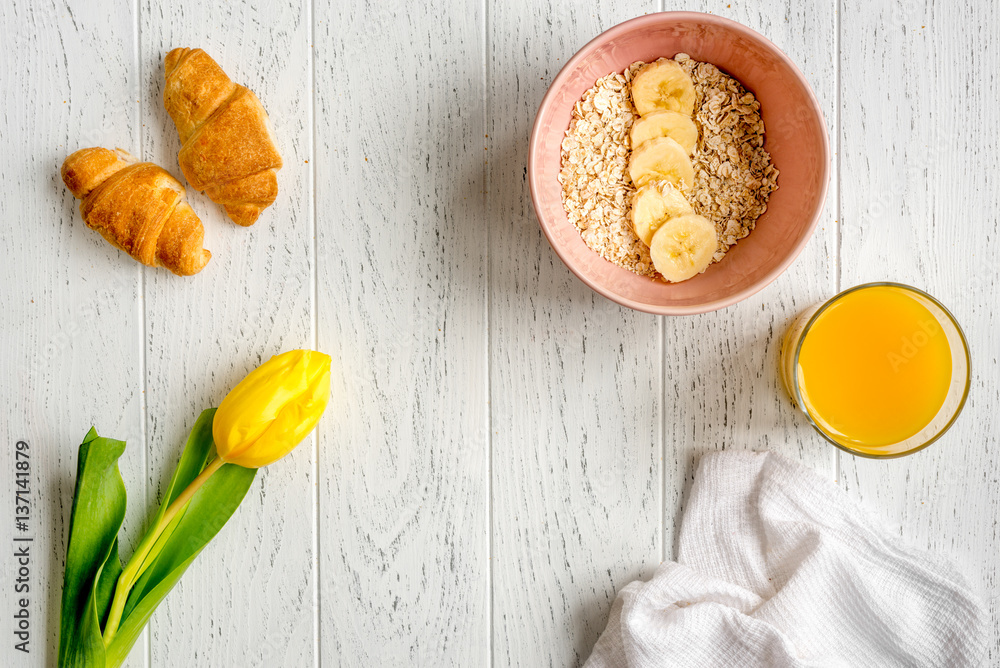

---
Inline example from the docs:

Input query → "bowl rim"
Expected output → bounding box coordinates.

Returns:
[528,11,831,316]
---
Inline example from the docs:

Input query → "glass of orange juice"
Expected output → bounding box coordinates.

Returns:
[780,282,970,458]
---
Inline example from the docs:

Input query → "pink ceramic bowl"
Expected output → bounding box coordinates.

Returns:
[529,12,829,315]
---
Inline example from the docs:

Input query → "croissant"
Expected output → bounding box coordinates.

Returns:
[163,48,282,227]
[61,147,211,276]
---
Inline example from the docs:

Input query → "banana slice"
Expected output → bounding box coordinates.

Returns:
[631,59,696,116]
[630,180,694,246]
[649,213,717,282]
[628,137,695,189]
[631,110,698,155]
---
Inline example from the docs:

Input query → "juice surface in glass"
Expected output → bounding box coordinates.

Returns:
[794,285,952,453]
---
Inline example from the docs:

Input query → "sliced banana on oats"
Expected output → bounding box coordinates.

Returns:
[630,110,698,155]
[649,213,717,282]
[630,180,694,246]
[628,137,695,189]
[630,59,696,117]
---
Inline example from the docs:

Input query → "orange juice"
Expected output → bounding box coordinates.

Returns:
[781,285,962,455]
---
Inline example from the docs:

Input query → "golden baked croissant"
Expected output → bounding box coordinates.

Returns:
[163,48,282,227]
[61,147,211,276]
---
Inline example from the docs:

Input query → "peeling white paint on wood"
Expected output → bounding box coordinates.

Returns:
[838,2,1000,666]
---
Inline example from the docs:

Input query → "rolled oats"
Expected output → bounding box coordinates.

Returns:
[558,55,779,277]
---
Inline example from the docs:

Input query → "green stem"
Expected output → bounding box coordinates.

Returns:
[102,457,225,644]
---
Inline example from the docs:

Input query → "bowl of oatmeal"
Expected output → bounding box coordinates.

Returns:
[528,12,829,315]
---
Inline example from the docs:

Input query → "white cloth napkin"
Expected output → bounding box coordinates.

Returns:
[586,451,987,668]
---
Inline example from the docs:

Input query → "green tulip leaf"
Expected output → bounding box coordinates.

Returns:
[104,551,199,668]
[60,411,260,668]
[94,539,123,628]
[105,410,256,666]
[58,428,127,667]
[107,462,255,666]
[124,408,216,596]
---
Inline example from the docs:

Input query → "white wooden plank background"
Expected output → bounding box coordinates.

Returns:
[487,2,663,665]
[137,1,317,666]
[837,3,1000,666]
[314,1,489,665]
[0,0,996,666]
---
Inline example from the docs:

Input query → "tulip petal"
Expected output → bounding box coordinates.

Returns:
[213,350,332,468]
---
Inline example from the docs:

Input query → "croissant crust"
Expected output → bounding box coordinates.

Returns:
[164,48,282,226]
[61,147,211,276]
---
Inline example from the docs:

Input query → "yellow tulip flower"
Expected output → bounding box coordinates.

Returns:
[213,349,331,468]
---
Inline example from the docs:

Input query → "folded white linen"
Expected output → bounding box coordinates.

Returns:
[585,451,987,667]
